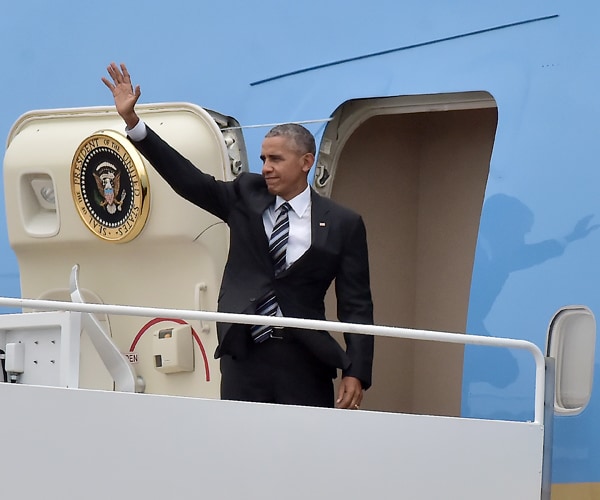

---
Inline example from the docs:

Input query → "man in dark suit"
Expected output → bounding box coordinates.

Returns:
[103,62,374,409]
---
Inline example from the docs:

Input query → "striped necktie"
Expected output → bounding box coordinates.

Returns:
[269,202,291,276]
[250,202,291,343]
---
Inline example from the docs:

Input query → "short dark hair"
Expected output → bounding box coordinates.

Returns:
[265,123,316,156]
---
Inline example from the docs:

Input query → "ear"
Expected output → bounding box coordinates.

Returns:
[301,152,315,173]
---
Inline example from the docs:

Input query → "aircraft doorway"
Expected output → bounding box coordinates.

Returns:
[316,92,497,415]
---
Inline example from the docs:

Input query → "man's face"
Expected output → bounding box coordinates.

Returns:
[260,136,314,200]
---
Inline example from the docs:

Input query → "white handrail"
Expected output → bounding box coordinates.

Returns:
[69,264,140,393]
[0,296,546,423]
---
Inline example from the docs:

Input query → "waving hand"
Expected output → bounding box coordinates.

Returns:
[101,62,141,129]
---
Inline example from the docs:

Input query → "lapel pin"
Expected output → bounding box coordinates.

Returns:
[319,222,326,227]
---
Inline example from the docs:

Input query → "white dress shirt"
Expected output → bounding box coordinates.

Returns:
[263,187,312,271]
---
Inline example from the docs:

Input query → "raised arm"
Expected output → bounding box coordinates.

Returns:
[101,62,142,130]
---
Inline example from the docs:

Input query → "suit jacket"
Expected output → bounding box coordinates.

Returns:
[132,127,375,388]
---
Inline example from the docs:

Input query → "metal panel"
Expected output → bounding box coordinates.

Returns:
[0,383,544,500]
[0,311,80,387]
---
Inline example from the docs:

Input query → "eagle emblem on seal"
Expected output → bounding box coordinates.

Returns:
[93,161,127,214]
[71,130,150,242]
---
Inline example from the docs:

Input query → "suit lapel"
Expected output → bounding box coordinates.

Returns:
[310,189,331,250]
[249,190,275,269]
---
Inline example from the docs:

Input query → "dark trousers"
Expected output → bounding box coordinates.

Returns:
[220,328,334,408]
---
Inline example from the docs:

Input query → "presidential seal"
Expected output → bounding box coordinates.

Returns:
[71,130,150,242]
